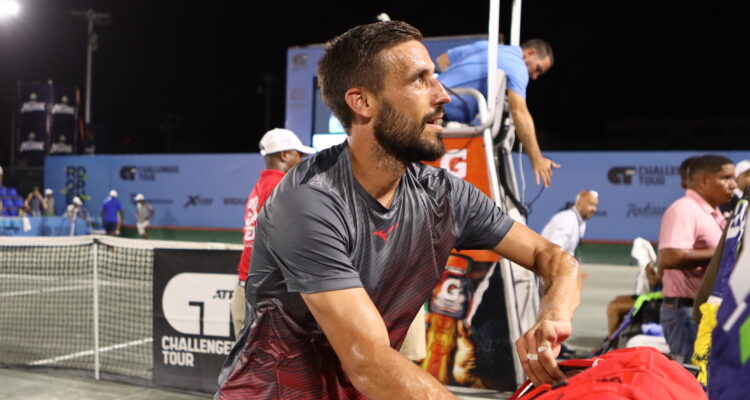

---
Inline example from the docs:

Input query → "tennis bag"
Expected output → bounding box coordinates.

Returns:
[508,347,706,400]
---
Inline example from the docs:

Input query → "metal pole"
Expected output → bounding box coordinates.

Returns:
[486,0,500,118]
[92,238,100,380]
[510,0,522,46]
[84,10,93,125]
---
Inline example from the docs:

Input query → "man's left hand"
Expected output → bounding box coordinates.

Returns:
[515,316,570,387]
[533,157,561,188]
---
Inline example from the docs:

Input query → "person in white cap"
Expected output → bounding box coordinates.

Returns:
[65,196,91,235]
[134,193,154,239]
[230,128,315,337]
[734,159,750,198]
[101,189,123,236]
[43,188,56,216]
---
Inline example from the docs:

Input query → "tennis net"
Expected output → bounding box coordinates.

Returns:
[0,235,241,383]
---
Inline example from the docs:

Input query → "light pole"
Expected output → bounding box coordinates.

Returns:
[71,9,110,125]
[0,0,20,18]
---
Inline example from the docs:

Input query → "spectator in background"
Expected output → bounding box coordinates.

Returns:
[735,159,750,196]
[101,190,123,236]
[24,186,46,217]
[437,39,559,187]
[65,196,91,226]
[719,159,749,217]
[43,189,56,216]
[0,165,3,187]
[540,190,599,256]
[230,128,315,337]
[678,156,700,190]
[134,193,154,239]
[657,155,736,362]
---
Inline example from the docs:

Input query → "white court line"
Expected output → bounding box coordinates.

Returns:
[28,337,153,366]
[0,284,93,298]
[0,280,147,298]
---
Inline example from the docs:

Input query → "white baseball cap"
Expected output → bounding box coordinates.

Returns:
[735,160,750,178]
[44,188,53,195]
[109,190,118,197]
[134,193,145,201]
[72,196,82,206]
[258,128,316,156]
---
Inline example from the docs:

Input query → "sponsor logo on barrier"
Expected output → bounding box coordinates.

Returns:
[440,149,468,179]
[608,165,679,186]
[626,202,667,217]
[184,195,212,207]
[223,197,245,205]
[160,272,236,367]
[128,193,173,205]
[19,132,45,152]
[60,166,90,204]
[119,165,180,181]
[607,166,636,185]
[120,166,137,180]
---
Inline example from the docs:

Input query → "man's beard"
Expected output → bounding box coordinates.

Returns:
[374,99,445,163]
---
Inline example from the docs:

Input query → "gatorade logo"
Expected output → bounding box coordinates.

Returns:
[162,273,237,337]
[440,149,468,179]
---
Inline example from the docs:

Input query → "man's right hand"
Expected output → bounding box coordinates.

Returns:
[301,288,456,400]
[532,157,561,188]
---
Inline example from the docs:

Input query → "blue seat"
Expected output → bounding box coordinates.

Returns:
[3,198,13,208]
[7,187,17,197]
[13,197,23,207]
[0,187,6,196]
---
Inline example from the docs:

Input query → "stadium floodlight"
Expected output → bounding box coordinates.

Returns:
[0,0,20,17]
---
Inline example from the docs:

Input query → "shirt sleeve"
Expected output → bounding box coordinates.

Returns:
[658,202,697,249]
[447,40,488,65]
[498,46,529,99]
[542,212,575,253]
[259,185,361,294]
[448,174,514,250]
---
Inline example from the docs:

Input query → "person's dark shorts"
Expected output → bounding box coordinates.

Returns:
[103,221,117,233]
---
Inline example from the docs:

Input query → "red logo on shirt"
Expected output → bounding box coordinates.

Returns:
[373,222,400,241]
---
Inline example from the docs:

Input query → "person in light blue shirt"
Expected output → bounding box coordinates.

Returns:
[437,39,558,187]
[101,189,123,236]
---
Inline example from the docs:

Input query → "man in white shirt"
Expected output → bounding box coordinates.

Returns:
[541,190,599,255]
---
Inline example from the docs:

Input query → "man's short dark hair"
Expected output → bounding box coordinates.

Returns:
[679,156,701,184]
[691,154,734,176]
[317,21,422,133]
[521,39,554,66]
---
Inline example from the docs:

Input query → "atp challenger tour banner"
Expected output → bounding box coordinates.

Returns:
[153,248,241,393]
[518,150,750,242]
[44,153,264,229]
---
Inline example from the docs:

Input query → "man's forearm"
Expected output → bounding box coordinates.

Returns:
[346,344,456,400]
[659,248,715,270]
[535,247,582,320]
[512,109,543,164]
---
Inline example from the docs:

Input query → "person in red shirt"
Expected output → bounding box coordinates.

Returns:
[231,128,315,337]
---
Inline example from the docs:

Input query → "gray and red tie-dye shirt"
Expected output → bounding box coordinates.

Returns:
[216,141,513,400]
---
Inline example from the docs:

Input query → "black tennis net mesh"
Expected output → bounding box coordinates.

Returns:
[0,235,240,383]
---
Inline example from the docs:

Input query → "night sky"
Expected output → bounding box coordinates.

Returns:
[1,1,749,158]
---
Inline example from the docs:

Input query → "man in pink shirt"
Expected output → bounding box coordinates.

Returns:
[658,154,736,362]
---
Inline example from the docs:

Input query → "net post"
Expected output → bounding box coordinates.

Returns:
[93,237,100,380]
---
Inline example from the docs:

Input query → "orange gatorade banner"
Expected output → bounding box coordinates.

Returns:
[425,136,500,263]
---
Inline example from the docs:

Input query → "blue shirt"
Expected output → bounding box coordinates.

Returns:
[438,41,529,123]
[102,197,122,223]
